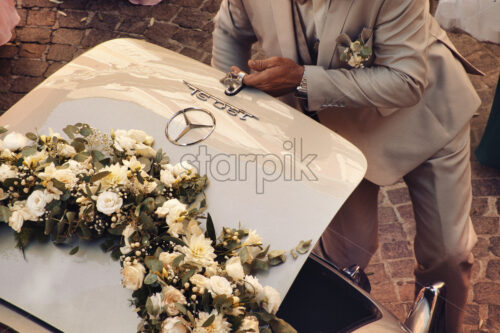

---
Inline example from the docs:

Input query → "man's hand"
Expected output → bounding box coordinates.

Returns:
[231,57,304,97]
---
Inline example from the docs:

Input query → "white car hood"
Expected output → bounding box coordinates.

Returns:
[0,38,366,332]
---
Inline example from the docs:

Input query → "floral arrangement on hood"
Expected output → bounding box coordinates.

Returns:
[0,124,302,333]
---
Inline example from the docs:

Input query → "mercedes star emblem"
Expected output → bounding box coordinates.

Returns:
[165,107,216,146]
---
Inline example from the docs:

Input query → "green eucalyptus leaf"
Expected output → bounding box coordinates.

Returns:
[253,258,269,272]
[206,213,216,244]
[238,246,250,263]
[181,269,196,286]
[25,132,38,141]
[0,127,7,135]
[63,125,78,139]
[172,254,185,268]
[91,150,107,162]
[21,146,37,157]
[270,318,298,333]
[51,179,67,192]
[69,246,79,255]
[90,171,111,183]
[144,273,158,285]
[71,140,86,153]
[268,250,286,266]
[174,303,187,315]
[0,206,11,223]
[296,239,312,254]
[79,127,92,137]
[202,314,215,327]
[73,151,91,162]
[44,219,55,235]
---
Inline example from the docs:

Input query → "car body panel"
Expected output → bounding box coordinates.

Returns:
[0,39,367,332]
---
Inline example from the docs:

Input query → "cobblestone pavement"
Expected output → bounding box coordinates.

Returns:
[0,0,499,331]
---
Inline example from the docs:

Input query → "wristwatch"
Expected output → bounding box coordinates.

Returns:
[295,73,308,100]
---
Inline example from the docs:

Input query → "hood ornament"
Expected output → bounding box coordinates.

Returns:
[165,107,216,146]
[220,71,246,96]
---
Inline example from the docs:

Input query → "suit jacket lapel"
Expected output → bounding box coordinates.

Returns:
[317,0,355,67]
[271,0,299,63]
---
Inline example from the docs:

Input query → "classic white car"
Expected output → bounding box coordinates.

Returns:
[0,39,443,333]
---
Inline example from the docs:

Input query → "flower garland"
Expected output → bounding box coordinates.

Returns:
[0,124,300,333]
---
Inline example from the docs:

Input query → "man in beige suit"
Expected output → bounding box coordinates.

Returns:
[212,0,482,332]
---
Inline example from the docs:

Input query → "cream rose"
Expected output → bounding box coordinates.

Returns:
[134,143,156,158]
[225,257,245,281]
[244,275,264,300]
[0,164,17,182]
[160,168,176,187]
[56,143,77,158]
[161,317,190,333]
[8,211,24,232]
[158,252,181,269]
[237,316,260,333]
[122,262,146,290]
[162,286,187,316]
[173,161,195,178]
[120,224,136,254]
[262,286,281,314]
[147,292,163,316]
[189,274,208,290]
[96,191,123,216]
[3,132,29,151]
[206,276,233,298]
[26,190,50,217]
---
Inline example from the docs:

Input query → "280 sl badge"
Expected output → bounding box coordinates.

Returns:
[183,81,259,121]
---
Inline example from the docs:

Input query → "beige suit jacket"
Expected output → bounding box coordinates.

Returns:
[212,0,482,185]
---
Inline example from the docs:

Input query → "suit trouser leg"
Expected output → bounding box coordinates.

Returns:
[404,123,477,333]
[312,178,380,270]
[313,124,476,333]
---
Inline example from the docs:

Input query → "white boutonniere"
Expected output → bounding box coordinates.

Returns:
[338,34,373,69]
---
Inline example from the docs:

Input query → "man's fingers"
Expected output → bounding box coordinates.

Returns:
[230,66,242,75]
[243,71,269,87]
[248,57,280,71]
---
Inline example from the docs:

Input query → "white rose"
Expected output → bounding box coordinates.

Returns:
[159,252,181,268]
[147,292,163,316]
[96,191,123,216]
[243,230,262,247]
[134,143,156,158]
[173,161,195,178]
[127,129,149,143]
[160,169,177,187]
[186,219,203,237]
[244,275,264,300]
[225,257,245,281]
[237,316,259,333]
[65,160,87,175]
[0,164,17,182]
[3,132,28,151]
[8,211,24,232]
[53,168,78,189]
[190,274,208,290]
[120,224,136,254]
[162,286,187,316]
[23,150,48,168]
[0,188,8,201]
[206,276,233,298]
[26,190,50,217]
[113,130,136,153]
[164,199,187,225]
[161,317,190,333]
[56,143,76,158]
[121,262,146,290]
[262,286,281,314]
